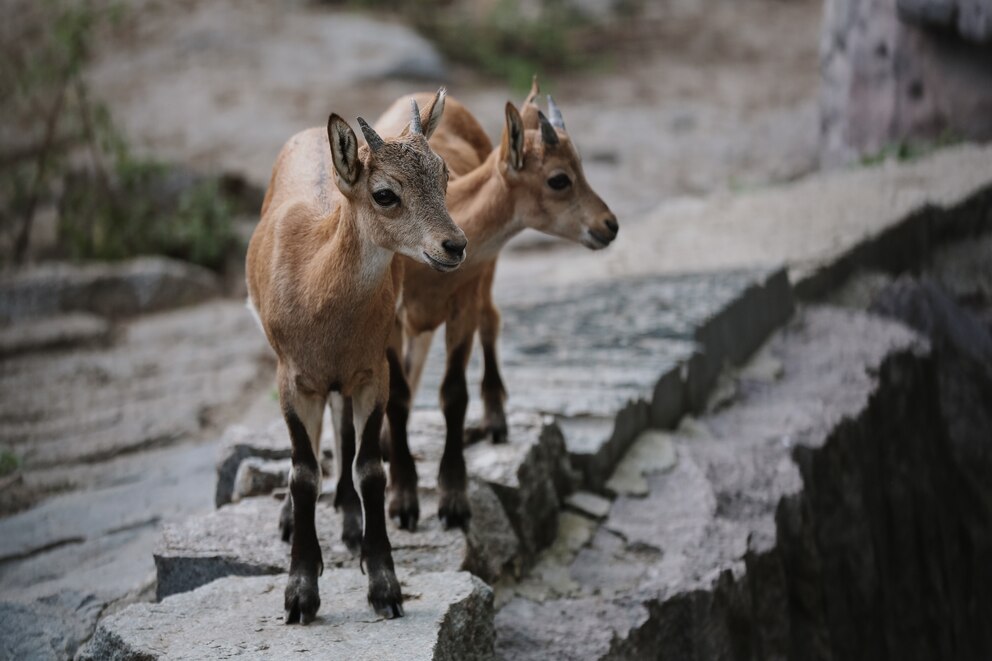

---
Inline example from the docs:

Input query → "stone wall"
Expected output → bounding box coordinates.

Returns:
[604,348,992,660]
[820,0,992,166]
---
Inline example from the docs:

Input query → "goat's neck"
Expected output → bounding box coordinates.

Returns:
[446,151,524,256]
[309,202,393,300]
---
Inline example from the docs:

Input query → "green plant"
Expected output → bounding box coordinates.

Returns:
[859,129,963,167]
[0,0,122,264]
[321,0,598,90]
[2,0,237,271]
[420,0,593,91]
[0,449,20,478]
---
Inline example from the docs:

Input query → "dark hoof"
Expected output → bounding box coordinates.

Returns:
[278,498,293,543]
[388,487,420,532]
[490,423,508,445]
[438,489,471,530]
[367,568,404,619]
[284,573,320,625]
[341,507,363,556]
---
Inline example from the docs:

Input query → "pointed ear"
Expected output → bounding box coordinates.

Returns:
[327,114,361,188]
[500,102,525,171]
[420,87,446,140]
[520,75,541,130]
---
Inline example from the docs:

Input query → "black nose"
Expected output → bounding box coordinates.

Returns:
[442,238,467,259]
[604,216,619,238]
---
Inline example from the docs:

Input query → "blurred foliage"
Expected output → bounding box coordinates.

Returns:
[859,130,963,167]
[1,0,239,271]
[0,449,19,478]
[59,160,237,271]
[324,0,604,90]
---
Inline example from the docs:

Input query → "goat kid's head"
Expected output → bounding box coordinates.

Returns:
[328,88,467,272]
[501,77,618,250]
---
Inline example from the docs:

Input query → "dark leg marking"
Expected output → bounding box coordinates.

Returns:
[279,495,293,543]
[438,342,471,530]
[284,408,322,625]
[356,405,403,618]
[467,339,509,445]
[386,348,419,531]
[334,397,362,556]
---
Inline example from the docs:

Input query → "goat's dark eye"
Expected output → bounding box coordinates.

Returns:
[372,189,399,206]
[547,174,571,190]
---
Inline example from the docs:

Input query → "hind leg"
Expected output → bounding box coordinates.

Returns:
[353,371,403,618]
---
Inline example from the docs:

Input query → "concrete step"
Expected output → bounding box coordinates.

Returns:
[78,571,494,661]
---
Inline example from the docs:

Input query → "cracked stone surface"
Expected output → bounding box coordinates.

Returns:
[179,411,568,598]
[414,268,794,492]
[0,299,274,659]
[78,571,494,661]
[0,301,271,471]
[155,490,468,599]
[494,307,929,659]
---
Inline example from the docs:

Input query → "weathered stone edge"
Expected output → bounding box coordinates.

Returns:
[432,574,497,661]
[569,267,795,492]
[600,346,987,660]
[154,551,283,601]
[794,183,992,300]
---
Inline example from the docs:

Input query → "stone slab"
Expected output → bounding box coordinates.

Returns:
[0,591,103,661]
[406,410,577,564]
[0,301,271,471]
[216,421,333,508]
[155,491,467,600]
[434,267,791,492]
[79,571,494,661]
[494,307,937,659]
[563,491,612,520]
[0,313,111,358]
[232,457,291,503]
[0,256,220,323]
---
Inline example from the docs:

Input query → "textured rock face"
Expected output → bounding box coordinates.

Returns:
[155,493,469,599]
[820,0,992,166]
[79,571,495,661]
[0,313,111,357]
[898,0,992,42]
[0,257,220,323]
[416,268,793,492]
[0,591,102,661]
[495,306,992,659]
[174,412,564,599]
[215,422,333,508]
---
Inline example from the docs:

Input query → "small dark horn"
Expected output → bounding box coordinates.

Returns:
[547,95,566,131]
[537,110,559,146]
[524,74,540,107]
[410,99,423,135]
[356,117,385,152]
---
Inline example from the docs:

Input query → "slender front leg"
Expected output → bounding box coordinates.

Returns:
[353,376,403,618]
[331,393,362,555]
[469,264,508,444]
[278,365,325,625]
[438,295,477,529]
[386,345,419,531]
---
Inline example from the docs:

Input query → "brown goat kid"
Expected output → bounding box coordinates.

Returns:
[246,89,466,623]
[373,80,618,531]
